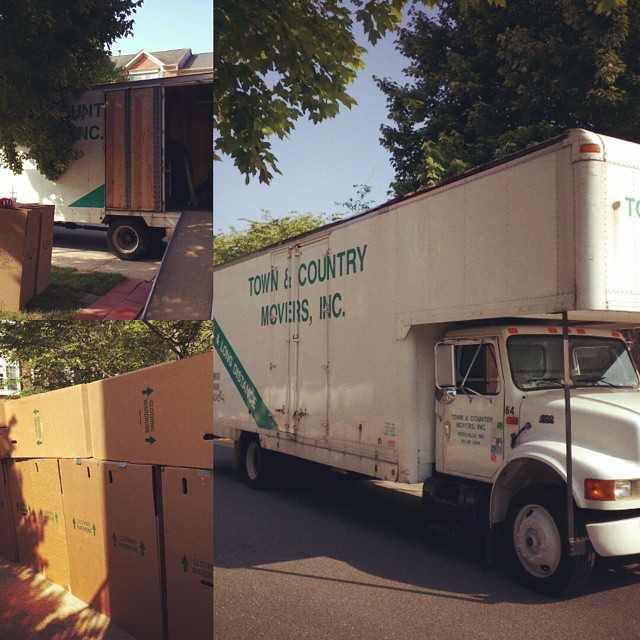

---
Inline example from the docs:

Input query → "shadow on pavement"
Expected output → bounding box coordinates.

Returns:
[214,444,640,606]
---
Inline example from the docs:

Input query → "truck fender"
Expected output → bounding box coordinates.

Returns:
[490,449,567,526]
[491,442,640,524]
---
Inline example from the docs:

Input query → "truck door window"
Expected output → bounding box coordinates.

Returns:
[456,344,500,395]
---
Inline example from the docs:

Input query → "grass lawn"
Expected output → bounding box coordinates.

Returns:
[0,266,126,320]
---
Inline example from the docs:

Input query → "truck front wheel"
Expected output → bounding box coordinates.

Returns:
[506,485,594,597]
[241,435,273,489]
[107,218,149,261]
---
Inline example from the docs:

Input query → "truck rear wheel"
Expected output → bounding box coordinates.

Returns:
[107,218,149,261]
[241,435,273,489]
[506,485,594,597]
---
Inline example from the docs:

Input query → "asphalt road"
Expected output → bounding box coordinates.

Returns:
[214,442,640,640]
[53,227,161,280]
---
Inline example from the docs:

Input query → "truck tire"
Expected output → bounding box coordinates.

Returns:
[241,435,273,489]
[107,218,149,261]
[506,485,594,597]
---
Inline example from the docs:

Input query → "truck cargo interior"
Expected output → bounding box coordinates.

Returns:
[164,83,213,212]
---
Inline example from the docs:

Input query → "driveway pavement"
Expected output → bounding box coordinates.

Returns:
[0,558,135,640]
[53,228,161,281]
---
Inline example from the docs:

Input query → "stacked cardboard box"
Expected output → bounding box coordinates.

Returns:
[0,203,54,312]
[0,352,214,640]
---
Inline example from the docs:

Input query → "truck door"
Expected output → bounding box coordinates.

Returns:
[268,248,293,431]
[267,239,330,439]
[105,86,164,212]
[440,340,505,479]
[294,237,329,440]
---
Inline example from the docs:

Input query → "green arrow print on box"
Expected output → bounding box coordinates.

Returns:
[213,318,277,431]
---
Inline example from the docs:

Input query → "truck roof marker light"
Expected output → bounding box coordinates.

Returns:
[548,327,558,334]
[506,416,518,425]
[612,331,622,338]
[508,328,518,334]
[577,328,586,335]
[580,144,601,154]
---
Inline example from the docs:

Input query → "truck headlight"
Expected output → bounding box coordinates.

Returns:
[584,479,636,501]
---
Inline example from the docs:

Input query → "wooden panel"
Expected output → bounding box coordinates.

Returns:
[105,90,127,209]
[130,88,156,212]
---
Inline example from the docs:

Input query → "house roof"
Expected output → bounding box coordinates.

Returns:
[112,48,212,72]
[182,52,213,71]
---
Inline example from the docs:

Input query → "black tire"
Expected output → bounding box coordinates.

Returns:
[240,435,273,489]
[107,218,149,261]
[506,484,594,597]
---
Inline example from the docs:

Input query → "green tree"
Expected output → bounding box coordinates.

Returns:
[214,212,339,265]
[338,184,375,215]
[214,0,409,185]
[0,321,212,394]
[378,0,640,196]
[0,0,142,181]
[215,0,625,186]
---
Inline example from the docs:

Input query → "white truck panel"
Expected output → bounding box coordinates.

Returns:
[0,87,186,231]
[214,130,640,484]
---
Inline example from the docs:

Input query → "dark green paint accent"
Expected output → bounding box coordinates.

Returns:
[69,184,105,208]
[213,318,278,432]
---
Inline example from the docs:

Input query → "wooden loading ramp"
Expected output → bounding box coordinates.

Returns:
[142,211,213,319]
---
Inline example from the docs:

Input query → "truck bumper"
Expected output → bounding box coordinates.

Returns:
[586,516,640,557]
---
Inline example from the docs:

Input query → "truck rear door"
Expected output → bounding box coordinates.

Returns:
[105,86,164,213]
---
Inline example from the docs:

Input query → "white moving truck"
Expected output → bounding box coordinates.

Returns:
[213,129,640,596]
[0,73,213,260]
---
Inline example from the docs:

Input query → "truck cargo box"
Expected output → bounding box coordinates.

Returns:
[214,130,640,484]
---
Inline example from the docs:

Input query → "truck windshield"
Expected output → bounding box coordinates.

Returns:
[507,335,639,391]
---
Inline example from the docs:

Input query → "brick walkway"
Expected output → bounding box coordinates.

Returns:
[75,278,153,321]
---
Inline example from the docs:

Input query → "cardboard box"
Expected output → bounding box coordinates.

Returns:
[4,385,92,459]
[60,459,165,640]
[0,460,18,562]
[161,465,213,640]
[0,206,40,312]
[21,204,55,295]
[0,428,8,458]
[88,353,213,468]
[0,402,9,458]
[6,458,70,588]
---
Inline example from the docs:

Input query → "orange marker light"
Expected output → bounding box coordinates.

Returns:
[508,328,518,334]
[585,479,616,501]
[580,144,601,154]
[577,328,586,335]
[548,327,558,334]
[506,416,518,425]
[612,331,622,338]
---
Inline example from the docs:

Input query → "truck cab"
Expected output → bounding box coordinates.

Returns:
[431,324,640,595]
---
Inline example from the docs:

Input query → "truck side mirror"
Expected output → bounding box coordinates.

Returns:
[435,343,456,389]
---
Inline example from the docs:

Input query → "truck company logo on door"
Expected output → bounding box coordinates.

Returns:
[246,244,368,327]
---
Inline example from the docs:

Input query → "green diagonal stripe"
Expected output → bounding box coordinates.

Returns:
[70,184,105,208]
[213,318,278,431]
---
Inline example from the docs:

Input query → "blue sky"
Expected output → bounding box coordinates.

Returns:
[214,15,414,232]
[111,0,212,57]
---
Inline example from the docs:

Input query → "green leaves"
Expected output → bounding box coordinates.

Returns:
[214,0,410,185]
[214,211,339,265]
[0,321,212,393]
[379,0,640,196]
[0,0,141,180]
